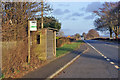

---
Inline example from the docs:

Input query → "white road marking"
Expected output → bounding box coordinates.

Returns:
[101,55,104,56]
[48,55,80,79]
[110,62,115,64]
[106,59,110,61]
[104,56,107,58]
[84,40,119,70]
[114,65,119,69]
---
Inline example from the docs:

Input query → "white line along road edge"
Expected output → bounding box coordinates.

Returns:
[46,45,89,80]
[83,40,120,70]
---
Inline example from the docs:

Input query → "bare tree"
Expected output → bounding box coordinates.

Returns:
[93,2,119,39]
[94,18,113,38]
[2,2,52,41]
[86,29,99,39]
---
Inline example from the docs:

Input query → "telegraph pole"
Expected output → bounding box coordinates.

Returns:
[28,21,30,64]
[41,0,43,28]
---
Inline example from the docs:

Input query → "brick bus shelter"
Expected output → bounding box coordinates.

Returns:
[31,28,57,60]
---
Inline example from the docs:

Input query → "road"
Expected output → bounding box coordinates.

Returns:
[55,40,119,78]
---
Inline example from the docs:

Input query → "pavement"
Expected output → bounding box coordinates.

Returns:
[22,43,87,79]
[54,40,119,78]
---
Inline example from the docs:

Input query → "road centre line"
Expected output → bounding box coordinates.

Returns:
[106,59,110,61]
[104,56,107,58]
[114,65,119,69]
[84,40,119,70]
[110,62,115,64]
[102,54,104,56]
[84,41,103,55]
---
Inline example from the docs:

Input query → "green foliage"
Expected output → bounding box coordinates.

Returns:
[56,37,60,39]
[17,70,20,73]
[37,17,61,32]
[1,74,5,79]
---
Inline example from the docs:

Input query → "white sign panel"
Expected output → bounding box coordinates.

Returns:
[29,20,37,31]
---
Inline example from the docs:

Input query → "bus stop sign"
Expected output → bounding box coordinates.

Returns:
[29,20,37,31]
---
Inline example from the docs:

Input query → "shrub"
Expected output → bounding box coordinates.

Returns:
[2,40,28,78]
[56,37,71,48]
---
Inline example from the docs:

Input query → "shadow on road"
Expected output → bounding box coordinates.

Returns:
[81,53,119,65]
[86,40,119,46]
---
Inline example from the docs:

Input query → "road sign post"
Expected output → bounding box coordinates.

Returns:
[28,20,37,63]
[28,21,30,63]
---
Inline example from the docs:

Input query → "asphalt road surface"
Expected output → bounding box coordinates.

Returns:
[55,40,119,78]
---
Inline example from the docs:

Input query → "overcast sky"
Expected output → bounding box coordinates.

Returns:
[47,0,118,36]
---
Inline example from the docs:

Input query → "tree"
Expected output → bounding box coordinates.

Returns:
[94,18,113,38]
[82,32,87,40]
[37,16,61,32]
[86,29,99,39]
[93,2,119,39]
[74,33,81,40]
[2,2,52,41]
[109,2,120,39]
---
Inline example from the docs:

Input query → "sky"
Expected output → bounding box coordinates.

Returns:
[46,0,118,36]
[48,2,102,36]
[1,0,118,37]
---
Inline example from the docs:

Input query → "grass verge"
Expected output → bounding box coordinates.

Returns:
[56,40,84,57]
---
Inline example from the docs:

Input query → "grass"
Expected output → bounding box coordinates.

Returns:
[0,74,4,79]
[56,40,84,57]
[56,37,60,39]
